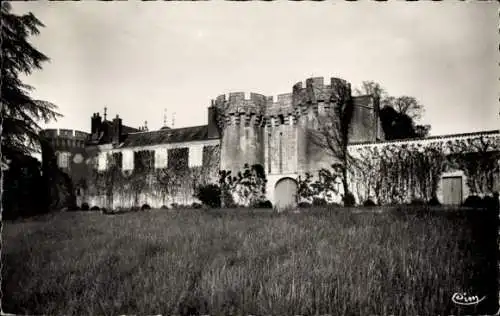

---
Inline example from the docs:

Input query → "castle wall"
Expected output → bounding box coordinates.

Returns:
[51,75,493,209]
[82,142,221,209]
[40,129,91,206]
[347,131,500,205]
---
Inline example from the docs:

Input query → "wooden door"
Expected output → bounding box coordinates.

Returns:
[274,178,298,210]
[442,176,463,205]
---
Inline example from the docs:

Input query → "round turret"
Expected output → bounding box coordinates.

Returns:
[40,128,90,202]
[211,92,267,173]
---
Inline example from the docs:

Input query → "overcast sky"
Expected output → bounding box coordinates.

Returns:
[12,1,499,136]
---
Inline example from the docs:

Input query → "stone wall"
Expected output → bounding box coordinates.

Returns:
[347,131,500,205]
[81,142,221,209]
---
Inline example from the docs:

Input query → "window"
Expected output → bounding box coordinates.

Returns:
[57,152,70,168]
[154,148,168,169]
[122,150,134,171]
[188,145,204,168]
[97,153,107,171]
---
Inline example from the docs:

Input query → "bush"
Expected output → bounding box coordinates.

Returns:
[141,204,151,211]
[171,203,188,209]
[343,192,356,207]
[312,197,327,207]
[483,196,497,211]
[130,206,141,212]
[428,196,441,206]
[160,205,169,210]
[363,199,376,207]
[90,206,100,211]
[194,184,221,208]
[80,203,90,211]
[463,195,484,208]
[253,200,273,209]
[191,202,203,209]
[410,199,426,206]
[298,201,312,209]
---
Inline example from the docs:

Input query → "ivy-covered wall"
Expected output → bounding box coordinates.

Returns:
[83,144,220,209]
[347,134,500,205]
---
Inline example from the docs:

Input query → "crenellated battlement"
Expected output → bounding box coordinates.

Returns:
[41,128,89,140]
[292,76,352,107]
[212,92,269,127]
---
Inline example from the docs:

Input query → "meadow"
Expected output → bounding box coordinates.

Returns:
[2,207,498,315]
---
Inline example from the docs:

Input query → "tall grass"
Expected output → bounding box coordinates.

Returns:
[2,207,497,315]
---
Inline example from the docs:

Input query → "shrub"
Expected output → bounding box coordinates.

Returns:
[80,203,90,211]
[141,204,151,211]
[160,205,169,210]
[130,206,140,212]
[483,196,497,211]
[428,196,441,206]
[90,206,100,211]
[171,203,179,209]
[410,199,426,206]
[363,199,376,207]
[312,197,327,207]
[343,192,356,207]
[298,201,312,208]
[463,195,484,208]
[191,202,203,209]
[194,184,221,208]
[253,200,273,209]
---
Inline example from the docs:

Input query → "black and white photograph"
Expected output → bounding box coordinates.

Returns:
[1,1,499,315]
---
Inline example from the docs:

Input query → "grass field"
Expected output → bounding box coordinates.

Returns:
[2,207,498,315]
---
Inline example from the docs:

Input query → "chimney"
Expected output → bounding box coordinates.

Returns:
[91,112,102,135]
[207,104,219,139]
[112,114,122,145]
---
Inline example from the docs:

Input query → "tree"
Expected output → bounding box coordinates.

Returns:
[308,78,355,197]
[386,95,424,122]
[354,80,388,103]
[1,2,62,161]
[2,3,62,217]
[355,81,430,140]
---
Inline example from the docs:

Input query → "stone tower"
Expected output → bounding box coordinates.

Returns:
[213,92,267,174]
[40,128,90,205]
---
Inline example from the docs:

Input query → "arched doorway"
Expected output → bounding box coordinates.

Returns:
[274,177,298,210]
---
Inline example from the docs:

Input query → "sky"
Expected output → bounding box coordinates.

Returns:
[11,1,499,136]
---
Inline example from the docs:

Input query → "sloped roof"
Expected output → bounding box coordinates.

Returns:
[120,125,216,148]
[101,120,140,134]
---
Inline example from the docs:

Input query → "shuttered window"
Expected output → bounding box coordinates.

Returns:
[97,153,107,171]
[155,148,168,169]
[122,150,134,170]
[189,145,204,168]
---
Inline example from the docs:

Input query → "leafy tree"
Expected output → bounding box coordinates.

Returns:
[354,80,389,104]
[385,95,424,122]
[1,3,62,216]
[1,2,61,161]
[354,81,430,139]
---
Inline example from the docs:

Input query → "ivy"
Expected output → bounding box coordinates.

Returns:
[350,135,500,205]
[219,163,268,208]
[297,165,343,205]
